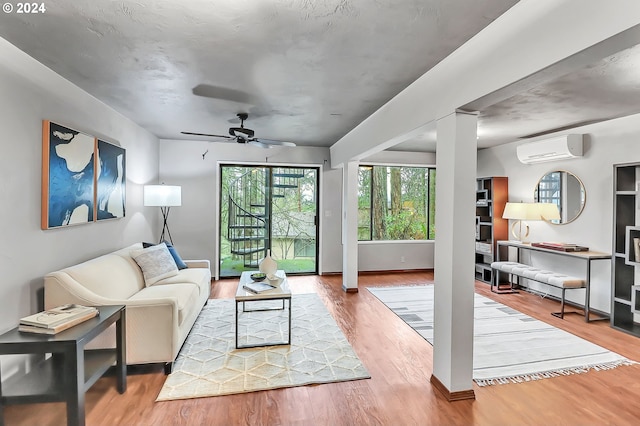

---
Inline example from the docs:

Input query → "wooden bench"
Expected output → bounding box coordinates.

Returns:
[490,261,586,319]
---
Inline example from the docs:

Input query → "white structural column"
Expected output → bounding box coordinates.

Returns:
[341,161,359,292]
[430,111,477,400]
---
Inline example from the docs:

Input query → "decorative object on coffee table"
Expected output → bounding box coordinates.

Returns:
[250,272,266,282]
[259,249,278,275]
[242,282,276,294]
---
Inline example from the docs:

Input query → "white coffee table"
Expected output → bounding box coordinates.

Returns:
[235,270,291,349]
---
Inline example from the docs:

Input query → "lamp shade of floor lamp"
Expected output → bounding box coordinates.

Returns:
[144,185,182,244]
[502,202,560,242]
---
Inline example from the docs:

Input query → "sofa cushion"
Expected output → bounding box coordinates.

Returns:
[129,283,199,325]
[131,243,179,286]
[111,243,148,278]
[62,254,144,299]
[143,241,188,270]
[154,268,211,296]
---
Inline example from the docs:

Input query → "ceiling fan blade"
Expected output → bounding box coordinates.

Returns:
[253,138,296,147]
[247,140,272,149]
[180,131,233,139]
[191,84,256,104]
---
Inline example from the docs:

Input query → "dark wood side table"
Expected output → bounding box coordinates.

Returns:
[0,305,126,426]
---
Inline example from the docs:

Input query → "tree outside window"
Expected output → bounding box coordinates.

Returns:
[358,165,435,241]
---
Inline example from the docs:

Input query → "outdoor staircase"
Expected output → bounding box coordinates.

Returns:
[227,167,305,267]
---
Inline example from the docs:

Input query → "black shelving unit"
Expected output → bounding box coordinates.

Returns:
[611,162,640,336]
[475,177,508,284]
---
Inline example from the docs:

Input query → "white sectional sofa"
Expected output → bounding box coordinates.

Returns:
[44,243,211,371]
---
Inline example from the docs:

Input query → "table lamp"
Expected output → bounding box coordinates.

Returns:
[502,202,560,242]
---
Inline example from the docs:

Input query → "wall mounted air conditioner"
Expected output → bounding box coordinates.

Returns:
[516,134,583,164]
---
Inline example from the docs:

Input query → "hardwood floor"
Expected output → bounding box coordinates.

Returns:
[5,271,640,425]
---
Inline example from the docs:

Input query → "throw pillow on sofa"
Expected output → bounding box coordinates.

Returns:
[142,241,188,270]
[131,243,179,286]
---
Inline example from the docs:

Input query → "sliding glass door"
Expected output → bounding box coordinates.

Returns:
[219,164,319,278]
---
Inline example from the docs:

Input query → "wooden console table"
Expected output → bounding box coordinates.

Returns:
[0,305,126,426]
[496,241,611,322]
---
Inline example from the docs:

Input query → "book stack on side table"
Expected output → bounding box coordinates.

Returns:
[531,242,589,252]
[19,304,99,334]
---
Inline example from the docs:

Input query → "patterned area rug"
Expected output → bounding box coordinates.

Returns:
[156,293,369,401]
[368,285,635,386]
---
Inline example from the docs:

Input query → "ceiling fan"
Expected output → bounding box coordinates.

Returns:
[181,113,296,148]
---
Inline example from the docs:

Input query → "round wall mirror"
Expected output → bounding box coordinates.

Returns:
[534,170,586,225]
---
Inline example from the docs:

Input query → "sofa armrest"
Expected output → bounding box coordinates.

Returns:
[184,259,210,269]
[120,299,180,362]
[45,272,117,308]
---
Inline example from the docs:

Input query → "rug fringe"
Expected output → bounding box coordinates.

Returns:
[474,359,638,387]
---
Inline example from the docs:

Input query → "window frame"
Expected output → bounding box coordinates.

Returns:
[357,163,436,242]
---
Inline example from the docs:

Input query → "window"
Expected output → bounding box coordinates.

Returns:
[358,165,436,241]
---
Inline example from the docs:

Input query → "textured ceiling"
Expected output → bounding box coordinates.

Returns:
[475,41,640,148]
[3,1,638,153]
[391,39,640,152]
[0,0,519,147]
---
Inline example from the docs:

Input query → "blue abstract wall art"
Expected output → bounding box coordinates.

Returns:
[96,139,126,220]
[41,121,126,229]
[42,121,95,229]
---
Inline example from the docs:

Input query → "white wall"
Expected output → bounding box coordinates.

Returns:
[478,113,640,313]
[158,141,437,275]
[358,240,435,272]
[0,38,159,379]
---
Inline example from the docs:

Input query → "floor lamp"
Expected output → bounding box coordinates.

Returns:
[144,185,182,244]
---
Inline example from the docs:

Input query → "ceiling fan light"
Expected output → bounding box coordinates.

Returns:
[229,127,254,138]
